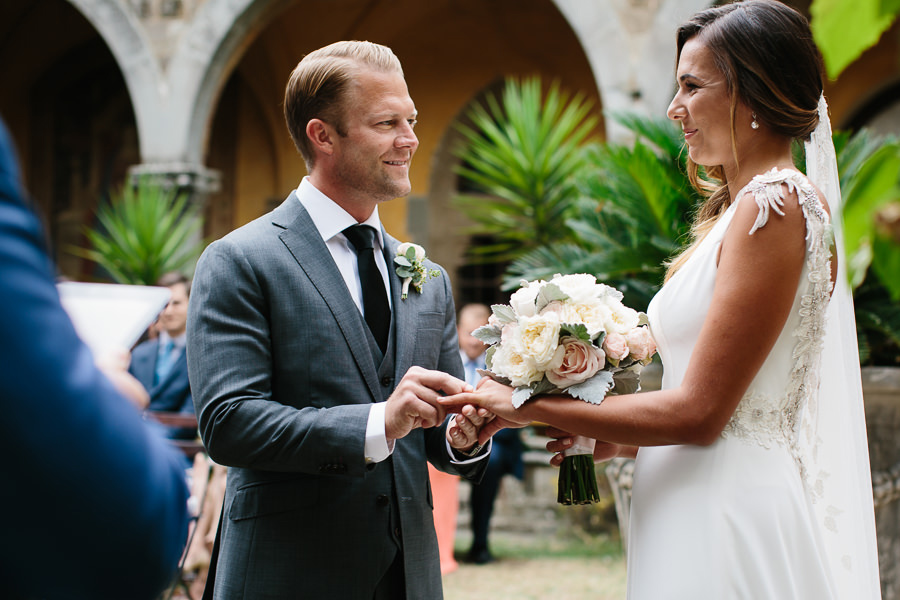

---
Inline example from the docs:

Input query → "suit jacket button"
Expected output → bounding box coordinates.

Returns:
[394,526,402,538]
[380,376,393,387]
[376,494,389,507]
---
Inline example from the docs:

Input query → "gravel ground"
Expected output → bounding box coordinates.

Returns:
[171,532,627,600]
[443,531,627,600]
[443,555,626,600]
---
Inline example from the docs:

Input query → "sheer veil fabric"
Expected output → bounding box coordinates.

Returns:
[803,94,881,597]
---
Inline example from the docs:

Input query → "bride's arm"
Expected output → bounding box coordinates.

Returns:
[444,187,810,448]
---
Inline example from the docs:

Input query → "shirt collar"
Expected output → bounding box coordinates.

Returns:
[158,330,186,349]
[295,177,384,248]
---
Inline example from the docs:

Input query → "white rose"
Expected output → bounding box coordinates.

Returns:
[551,273,600,304]
[542,297,609,339]
[397,242,426,261]
[514,313,564,370]
[602,297,640,334]
[509,280,543,317]
[491,343,543,387]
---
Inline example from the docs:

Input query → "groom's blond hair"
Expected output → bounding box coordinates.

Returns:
[283,41,404,170]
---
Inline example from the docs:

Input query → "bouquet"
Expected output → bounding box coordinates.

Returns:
[474,273,657,505]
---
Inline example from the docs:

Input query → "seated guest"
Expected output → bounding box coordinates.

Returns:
[130,271,196,439]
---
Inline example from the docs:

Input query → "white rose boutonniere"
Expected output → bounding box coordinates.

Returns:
[394,242,441,299]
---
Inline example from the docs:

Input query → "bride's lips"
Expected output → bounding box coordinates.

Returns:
[683,128,697,140]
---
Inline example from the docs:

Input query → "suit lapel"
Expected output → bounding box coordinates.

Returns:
[133,339,157,389]
[275,194,382,401]
[383,233,418,380]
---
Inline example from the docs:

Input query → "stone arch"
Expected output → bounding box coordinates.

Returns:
[65,0,162,158]
[164,0,293,166]
[550,0,711,140]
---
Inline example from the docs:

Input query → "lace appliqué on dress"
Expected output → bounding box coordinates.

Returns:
[722,392,794,449]
[720,169,834,504]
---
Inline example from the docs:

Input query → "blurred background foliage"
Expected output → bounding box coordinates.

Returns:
[69,177,205,285]
[454,77,899,366]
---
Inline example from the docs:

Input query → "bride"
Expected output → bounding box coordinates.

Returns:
[442,1,881,597]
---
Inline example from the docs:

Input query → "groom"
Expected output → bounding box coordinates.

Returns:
[187,41,491,599]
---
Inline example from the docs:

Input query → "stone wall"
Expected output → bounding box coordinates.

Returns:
[864,367,900,600]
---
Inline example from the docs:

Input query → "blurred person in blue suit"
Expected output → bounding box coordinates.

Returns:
[130,271,196,439]
[0,115,190,599]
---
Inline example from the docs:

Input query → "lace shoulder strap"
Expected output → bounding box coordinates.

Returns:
[739,168,829,241]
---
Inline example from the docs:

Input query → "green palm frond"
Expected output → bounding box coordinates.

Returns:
[69,178,206,285]
[454,77,599,262]
[507,113,699,311]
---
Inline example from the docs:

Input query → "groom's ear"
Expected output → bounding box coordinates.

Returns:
[306,119,334,157]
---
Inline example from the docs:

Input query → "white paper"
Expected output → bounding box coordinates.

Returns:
[58,281,171,356]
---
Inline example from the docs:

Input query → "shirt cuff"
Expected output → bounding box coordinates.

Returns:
[446,435,492,465]
[365,402,394,464]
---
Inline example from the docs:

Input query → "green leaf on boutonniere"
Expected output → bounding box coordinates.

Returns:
[394,256,412,268]
[404,247,418,261]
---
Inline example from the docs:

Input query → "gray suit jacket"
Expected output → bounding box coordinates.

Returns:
[187,192,486,599]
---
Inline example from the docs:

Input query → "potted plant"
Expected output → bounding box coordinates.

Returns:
[69,177,205,285]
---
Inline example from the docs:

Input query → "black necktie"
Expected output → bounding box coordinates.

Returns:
[343,224,390,353]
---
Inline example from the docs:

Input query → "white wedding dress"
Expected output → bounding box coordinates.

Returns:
[630,168,842,599]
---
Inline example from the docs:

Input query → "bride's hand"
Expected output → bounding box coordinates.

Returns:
[439,378,531,434]
[544,426,625,467]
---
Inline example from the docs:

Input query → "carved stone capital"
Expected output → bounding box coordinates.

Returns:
[127,162,221,196]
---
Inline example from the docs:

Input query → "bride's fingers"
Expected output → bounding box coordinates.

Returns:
[546,436,574,454]
[544,426,574,439]
[438,393,481,411]
[549,452,565,467]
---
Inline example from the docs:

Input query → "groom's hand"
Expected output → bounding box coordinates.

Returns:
[384,367,468,441]
[447,404,494,452]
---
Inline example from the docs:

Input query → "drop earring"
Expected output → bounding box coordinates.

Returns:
[751,114,759,130]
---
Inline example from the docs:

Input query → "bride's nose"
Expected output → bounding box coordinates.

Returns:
[667,95,684,122]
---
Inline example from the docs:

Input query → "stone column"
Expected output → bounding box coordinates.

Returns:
[127,161,221,275]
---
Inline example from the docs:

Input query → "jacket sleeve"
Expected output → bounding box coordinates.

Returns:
[0,118,190,599]
[423,266,489,483]
[186,235,372,475]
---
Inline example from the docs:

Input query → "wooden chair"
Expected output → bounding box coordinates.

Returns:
[143,411,205,459]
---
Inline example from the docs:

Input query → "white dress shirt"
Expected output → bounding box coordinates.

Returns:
[295,178,486,466]
[295,178,393,463]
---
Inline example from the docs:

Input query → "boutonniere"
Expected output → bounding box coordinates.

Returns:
[394,242,441,299]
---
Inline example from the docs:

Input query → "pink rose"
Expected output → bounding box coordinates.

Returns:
[602,332,629,362]
[546,336,606,388]
[625,326,657,363]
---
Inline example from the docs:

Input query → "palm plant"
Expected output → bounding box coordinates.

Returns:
[69,177,205,285]
[506,113,699,312]
[833,130,900,365]
[454,77,599,262]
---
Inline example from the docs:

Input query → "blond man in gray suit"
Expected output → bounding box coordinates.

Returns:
[187,41,492,599]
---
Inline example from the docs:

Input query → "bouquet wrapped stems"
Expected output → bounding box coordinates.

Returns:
[557,435,601,505]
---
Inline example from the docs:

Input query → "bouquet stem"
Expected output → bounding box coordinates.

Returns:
[557,436,601,505]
